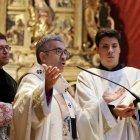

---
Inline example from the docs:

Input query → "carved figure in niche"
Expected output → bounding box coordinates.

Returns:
[28,0,74,48]
[62,18,74,48]
[98,2,114,29]
[84,0,100,50]
[57,0,74,8]
[52,16,74,48]
[28,0,55,44]
[7,17,25,45]
[28,5,36,33]
[57,0,63,7]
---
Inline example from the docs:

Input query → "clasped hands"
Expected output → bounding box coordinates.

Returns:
[103,88,135,118]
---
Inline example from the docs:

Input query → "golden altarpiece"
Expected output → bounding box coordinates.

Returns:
[0,0,114,86]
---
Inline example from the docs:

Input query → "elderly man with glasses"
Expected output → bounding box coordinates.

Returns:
[10,34,78,140]
[0,32,17,140]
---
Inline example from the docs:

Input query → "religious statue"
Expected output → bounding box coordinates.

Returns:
[98,2,114,29]
[28,0,55,44]
[84,0,100,50]
[28,0,74,48]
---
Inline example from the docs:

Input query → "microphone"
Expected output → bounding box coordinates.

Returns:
[77,66,140,101]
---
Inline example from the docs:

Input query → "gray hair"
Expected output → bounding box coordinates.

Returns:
[36,34,64,64]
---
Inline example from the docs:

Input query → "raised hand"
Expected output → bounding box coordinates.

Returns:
[42,64,61,94]
[103,88,125,103]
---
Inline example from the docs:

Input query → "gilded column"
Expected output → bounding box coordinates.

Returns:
[74,0,83,52]
[0,0,7,34]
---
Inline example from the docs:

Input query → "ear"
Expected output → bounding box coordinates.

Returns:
[39,52,47,64]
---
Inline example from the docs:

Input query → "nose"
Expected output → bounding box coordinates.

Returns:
[108,46,114,53]
[3,47,9,53]
[60,51,67,60]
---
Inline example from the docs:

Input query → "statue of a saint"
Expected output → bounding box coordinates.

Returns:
[28,0,55,43]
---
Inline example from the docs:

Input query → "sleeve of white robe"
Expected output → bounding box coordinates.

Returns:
[11,74,51,140]
[75,71,117,140]
[120,80,140,106]
[121,67,140,106]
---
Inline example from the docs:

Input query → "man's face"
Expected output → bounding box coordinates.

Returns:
[41,40,68,72]
[96,37,121,70]
[0,39,10,68]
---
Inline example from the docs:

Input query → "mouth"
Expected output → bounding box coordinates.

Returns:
[107,56,114,59]
[61,62,65,66]
[3,56,9,60]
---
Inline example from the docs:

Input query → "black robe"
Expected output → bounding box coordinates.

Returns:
[0,69,17,103]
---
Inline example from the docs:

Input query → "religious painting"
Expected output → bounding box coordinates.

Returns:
[6,13,25,46]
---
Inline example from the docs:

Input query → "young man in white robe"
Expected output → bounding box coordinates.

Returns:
[75,28,140,140]
[10,34,78,140]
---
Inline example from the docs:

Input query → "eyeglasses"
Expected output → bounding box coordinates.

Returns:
[44,48,70,59]
[0,45,11,52]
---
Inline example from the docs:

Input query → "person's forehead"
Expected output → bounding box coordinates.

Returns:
[45,40,65,49]
[0,39,7,45]
[99,37,119,44]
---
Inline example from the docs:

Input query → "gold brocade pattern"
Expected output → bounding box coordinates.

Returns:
[32,87,45,121]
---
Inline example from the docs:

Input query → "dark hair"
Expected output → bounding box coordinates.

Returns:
[0,32,7,41]
[35,34,64,64]
[95,28,121,47]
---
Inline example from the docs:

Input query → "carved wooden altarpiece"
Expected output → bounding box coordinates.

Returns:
[0,0,113,86]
